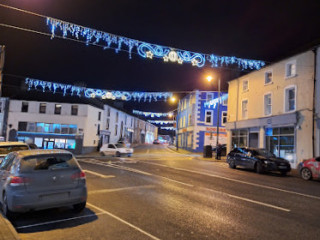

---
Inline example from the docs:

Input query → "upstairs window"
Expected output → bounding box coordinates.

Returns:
[264,93,272,116]
[207,93,213,102]
[221,111,227,126]
[98,112,101,121]
[286,61,296,78]
[71,105,78,116]
[285,86,296,112]
[242,100,248,119]
[39,103,46,114]
[21,102,29,112]
[242,79,249,92]
[265,71,273,85]
[205,110,213,124]
[54,104,62,115]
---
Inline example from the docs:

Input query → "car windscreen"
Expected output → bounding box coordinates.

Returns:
[115,143,125,148]
[253,149,275,158]
[20,154,79,172]
[0,145,29,155]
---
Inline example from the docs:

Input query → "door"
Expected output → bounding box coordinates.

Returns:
[43,140,55,149]
[0,153,16,201]
[249,133,259,148]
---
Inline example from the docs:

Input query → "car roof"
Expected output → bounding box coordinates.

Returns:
[0,141,28,146]
[14,149,73,158]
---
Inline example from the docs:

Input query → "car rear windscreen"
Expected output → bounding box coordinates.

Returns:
[0,145,29,155]
[21,154,79,172]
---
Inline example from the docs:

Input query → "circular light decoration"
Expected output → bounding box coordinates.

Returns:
[168,51,178,62]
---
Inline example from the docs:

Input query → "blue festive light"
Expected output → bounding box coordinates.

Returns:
[133,110,173,118]
[148,120,175,125]
[160,127,176,130]
[46,17,265,70]
[25,78,173,102]
[204,94,228,108]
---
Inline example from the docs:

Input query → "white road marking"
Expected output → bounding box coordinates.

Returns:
[158,176,194,187]
[143,162,320,200]
[16,213,105,229]
[200,187,290,212]
[87,202,161,240]
[84,170,115,179]
[89,185,156,194]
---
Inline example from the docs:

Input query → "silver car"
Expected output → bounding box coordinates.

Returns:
[0,149,87,218]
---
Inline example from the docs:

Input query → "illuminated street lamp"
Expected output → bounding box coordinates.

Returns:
[207,75,221,159]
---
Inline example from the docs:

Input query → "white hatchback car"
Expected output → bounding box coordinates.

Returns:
[0,142,30,162]
[100,143,133,157]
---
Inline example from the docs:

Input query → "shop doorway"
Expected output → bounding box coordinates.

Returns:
[43,139,55,149]
[249,133,258,148]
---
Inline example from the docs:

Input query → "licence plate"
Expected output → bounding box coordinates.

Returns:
[278,166,287,169]
[41,192,69,201]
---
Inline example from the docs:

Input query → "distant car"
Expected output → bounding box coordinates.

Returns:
[0,142,29,163]
[0,149,87,218]
[153,139,160,144]
[212,144,227,156]
[27,143,38,149]
[227,148,291,175]
[100,143,133,157]
[298,157,320,180]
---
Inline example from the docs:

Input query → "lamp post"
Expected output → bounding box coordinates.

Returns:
[206,76,221,159]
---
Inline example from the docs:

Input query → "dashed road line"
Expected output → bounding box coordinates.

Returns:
[84,170,115,179]
[89,185,156,194]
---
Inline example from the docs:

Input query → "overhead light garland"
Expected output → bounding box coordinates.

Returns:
[204,94,228,108]
[148,120,175,125]
[25,78,173,102]
[133,110,173,118]
[160,127,176,131]
[46,17,265,70]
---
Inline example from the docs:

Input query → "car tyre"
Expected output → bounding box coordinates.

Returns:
[2,192,16,220]
[229,159,236,169]
[115,151,121,157]
[73,201,86,212]
[300,167,312,181]
[255,161,264,174]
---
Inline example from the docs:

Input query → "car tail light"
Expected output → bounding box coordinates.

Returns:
[9,176,30,186]
[71,171,86,180]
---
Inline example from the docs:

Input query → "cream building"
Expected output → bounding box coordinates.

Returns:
[226,49,317,168]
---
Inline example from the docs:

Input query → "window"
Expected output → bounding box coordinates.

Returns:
[18,122,28,131]
[115,125,118,136]
[286,61,296,78]
[207,93,213,102]
[27,122,36,132]
[242,79,249,92]
[116,112,119,123]
[97,124,100,135]
[0,102,2,113]
[21,102,29,112]
[36,123,44,132]
[183,116,186,127]
[242,100,248,119]
[39,103,46,114]
[55,104,62,114]
[264,93,272,116]
[71,105,78,115]
[231,129,248,148]
[53,124,61,133]
[106,118,110,130]
[265,71,272,84]
[222,95,228,106]
[98,112,101,121]
[205,110,213,124]
[66,139,76,149]
[69,125,77,134]
[285,86,296,112]
[221,111,227,126]
[61,125,69,134]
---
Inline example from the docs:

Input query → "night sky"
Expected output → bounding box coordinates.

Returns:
[1,0,320,113]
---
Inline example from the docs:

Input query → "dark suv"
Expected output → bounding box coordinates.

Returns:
[227,147,291,175]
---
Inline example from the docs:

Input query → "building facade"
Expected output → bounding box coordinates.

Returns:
[226,49,318,168]
[176,90,228,152]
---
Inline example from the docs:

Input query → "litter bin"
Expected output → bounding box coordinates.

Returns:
[203,145,212,158]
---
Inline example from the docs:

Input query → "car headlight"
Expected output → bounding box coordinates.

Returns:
[263,160,270,164]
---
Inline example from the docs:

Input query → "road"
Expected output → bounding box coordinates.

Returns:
[10,144,320,240]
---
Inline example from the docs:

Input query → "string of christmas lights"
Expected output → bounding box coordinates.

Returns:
[148,120,175,125]
[25,78,173,102]
[204,94,228,108]
[46,17,265,70]
[160,127,176,130]
[132,110,173,118]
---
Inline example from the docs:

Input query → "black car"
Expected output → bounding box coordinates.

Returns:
[227,148,291,175]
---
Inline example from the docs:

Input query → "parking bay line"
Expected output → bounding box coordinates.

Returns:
[143,162,320,200]
[15,212,105,230]
[83,170,115,179]
[89,185,156,194]
[87,202,161,240]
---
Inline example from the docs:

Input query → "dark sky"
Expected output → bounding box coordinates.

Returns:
[1,0,320,112]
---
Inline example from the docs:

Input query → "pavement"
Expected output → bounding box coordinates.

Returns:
[0,213,20,240]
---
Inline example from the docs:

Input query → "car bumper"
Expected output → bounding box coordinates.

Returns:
[7,186,87,213]
[263,162,291,172]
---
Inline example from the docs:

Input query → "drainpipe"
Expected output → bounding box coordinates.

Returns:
[312,47,318,157]
[0,45,5,97]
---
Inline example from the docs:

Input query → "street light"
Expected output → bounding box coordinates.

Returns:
[206,75,221,159]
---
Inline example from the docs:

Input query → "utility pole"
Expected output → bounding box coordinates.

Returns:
[0,45,5,97]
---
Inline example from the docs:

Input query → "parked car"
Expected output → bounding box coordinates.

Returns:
[0,149,87,218]
[212,144,227,156]
[227,148,291,175]
[100,143,133,157]
[298,157,320,180]
[0,142,29,163]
